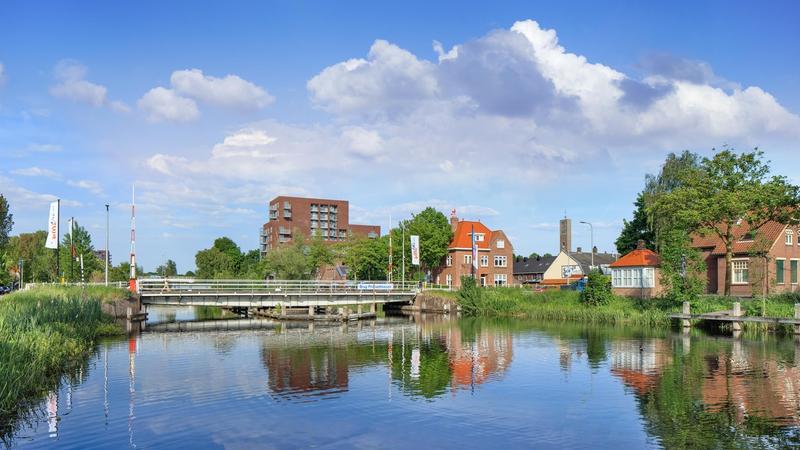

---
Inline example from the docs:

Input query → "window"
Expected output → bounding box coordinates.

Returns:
[494,273,507,286]
[464,254,472,265]
[446,274,452,287]
[480,255,489,267]
[732,259,749,284]
[480,275,487,287]
[611,268,654,288]
[494,255,507,267]
[786,230,794,245]
[776,259,785,284]
[472,233,485,242]
[446,255,452,267]
[496,239,505,249]
[791,260,798,285]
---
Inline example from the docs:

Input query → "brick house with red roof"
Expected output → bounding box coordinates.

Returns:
[692,221,800,296]
[610,241,664,298]
[432,212,514,289]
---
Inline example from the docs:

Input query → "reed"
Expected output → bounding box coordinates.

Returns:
[0,286,124,440]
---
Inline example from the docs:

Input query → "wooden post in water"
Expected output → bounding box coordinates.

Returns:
[370,303,376,314]
[682,302,691,329]
[357,303,363,315]
[308,305,315,317]
[795,304,800,335]
[732,302,742,333]
[281,303,287,317]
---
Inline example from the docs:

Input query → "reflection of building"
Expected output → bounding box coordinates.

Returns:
[444,327,514,389]
[261,346,350,398]
[609,339,672,395]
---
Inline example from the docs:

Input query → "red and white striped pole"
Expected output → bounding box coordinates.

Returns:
[129,185,137,293]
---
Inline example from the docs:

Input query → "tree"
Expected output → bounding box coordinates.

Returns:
[0,194,12,250]
[651,148,800,296]
[580,270,613,306]
[195,237,244,279]
[307,233,333,276]
[642,150,701,248]
[58,220,102,282]
[344,235,388,280]
[155,259,178,277]
[657,229,706,303]
[615,192,656,254]
[389,207,453,280]
[262,236,310,279]
[528,252,541,259]
[110,261,143,282]
[3,231,58,283]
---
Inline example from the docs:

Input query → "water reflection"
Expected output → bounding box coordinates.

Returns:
[10,308,800,448]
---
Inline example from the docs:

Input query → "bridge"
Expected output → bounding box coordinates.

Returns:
[137,279,420,310]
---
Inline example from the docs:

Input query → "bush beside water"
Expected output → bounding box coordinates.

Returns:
[0,286,125,440]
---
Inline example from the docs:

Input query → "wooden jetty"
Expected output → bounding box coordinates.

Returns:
[670,302,800,334]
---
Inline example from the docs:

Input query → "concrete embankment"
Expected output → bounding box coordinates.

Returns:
[101,295,144,319]
[388,292,459,314]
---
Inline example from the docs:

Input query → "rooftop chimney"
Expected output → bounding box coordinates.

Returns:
[450,209,458,231]
[592,246,598,254]
[576,246,582,253]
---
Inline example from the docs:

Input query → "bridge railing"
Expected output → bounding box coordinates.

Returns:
[137,278,421,296]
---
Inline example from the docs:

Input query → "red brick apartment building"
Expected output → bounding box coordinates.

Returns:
[692,221,800,296]
[260,196,380,255]
[433,213,514,288]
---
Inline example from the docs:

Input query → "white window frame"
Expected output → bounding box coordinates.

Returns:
[791,258,799,285]
[446,274,452,287]
[732,258,749,285]
[480,255,489,267]
[464,254,472,265]
[494,255,507,267]
[494,273,507,286]
[471,233,485,242]
[446,255,452,267]
[612,267,651,288]
[496,239,505,249]
[786,230,794,245]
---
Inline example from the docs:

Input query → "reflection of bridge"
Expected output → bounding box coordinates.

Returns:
[138,279,419,309]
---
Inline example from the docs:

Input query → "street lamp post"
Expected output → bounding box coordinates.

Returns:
[579,221,594,270]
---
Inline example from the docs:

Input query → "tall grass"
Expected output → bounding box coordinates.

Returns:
[445,286,800,329]
[0,286,124,441]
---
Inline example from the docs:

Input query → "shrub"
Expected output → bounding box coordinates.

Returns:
[580,271,613,306]
[457,276,483,315]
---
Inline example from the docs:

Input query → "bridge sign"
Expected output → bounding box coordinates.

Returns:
[357,282,394,290]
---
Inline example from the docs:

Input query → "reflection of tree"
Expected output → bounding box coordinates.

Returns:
[391,339,452,399]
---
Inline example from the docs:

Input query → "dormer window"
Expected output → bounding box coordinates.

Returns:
[786,230,794,246]
[471,233,485,242]
[739,230,756,242]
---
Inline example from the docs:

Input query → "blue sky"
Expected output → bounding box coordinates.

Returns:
[1,1,799,273]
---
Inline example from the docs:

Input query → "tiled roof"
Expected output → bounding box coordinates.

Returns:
[691,220,786,255]
[610,248,661,268]
[450,220,495,249]
[569,251,617,273]
[513,255,556,274]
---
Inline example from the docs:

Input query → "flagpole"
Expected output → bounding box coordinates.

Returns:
[56,199,60,282]
[402,222,405,284]
[388,215,392,282]
[70,217,75,282]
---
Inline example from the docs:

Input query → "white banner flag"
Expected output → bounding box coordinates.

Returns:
[410,235,420,266]
[45,201,59,249]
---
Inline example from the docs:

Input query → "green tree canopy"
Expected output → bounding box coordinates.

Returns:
[262,235,311,279]
[615,192,656,254]
[389,207,453,280]
[59,220,102,282]
[651,148,800,296]
[0,194,12,250]
[155,259,178,277]
[3,230,57,283]
[343,235,388,280]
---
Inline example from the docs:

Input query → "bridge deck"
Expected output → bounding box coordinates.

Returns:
[138,279,419,307]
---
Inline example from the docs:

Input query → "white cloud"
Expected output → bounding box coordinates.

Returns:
[50,60,107,106]
[0,176,81,209]
[171,69,273,110]
[341,126,383,159]
[211,129,277,158]
[137,87,199,122]
[28,143,62,153]
[68,179,104,195]
[11,167,60,178]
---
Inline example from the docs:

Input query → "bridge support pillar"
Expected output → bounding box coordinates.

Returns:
[308,305,315,317]
[681,302,691,329]
[281,303,287,317]
[370,303,376,314]
[732,302,742,333]
[357,303,362,314]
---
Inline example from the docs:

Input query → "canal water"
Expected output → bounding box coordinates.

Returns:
[7,307,800,449]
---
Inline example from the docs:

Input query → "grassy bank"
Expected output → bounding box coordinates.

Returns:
[431,286,800,328]
[0,286,125,439]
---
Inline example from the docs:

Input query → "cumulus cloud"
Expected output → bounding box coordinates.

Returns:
[50,60,107,106]
[171,69,273,110]
[0,176,81,209]
[341,126,384,159]
[138,87,199,122]
[49,60,129,111]
[137,69,272,122]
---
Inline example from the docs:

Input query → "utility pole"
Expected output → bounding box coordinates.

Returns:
[70,217,75,282]
[129,185,137,293]
[105,204,110,286]
[388,215,392,282]
[579,221,594,269]
[401,221,405,284]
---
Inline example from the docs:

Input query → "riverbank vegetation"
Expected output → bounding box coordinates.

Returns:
[0,286,124,440]
[450,275,800,330]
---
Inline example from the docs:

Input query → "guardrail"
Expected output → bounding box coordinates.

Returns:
[24,281,129,290]
[137,278,421,296]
